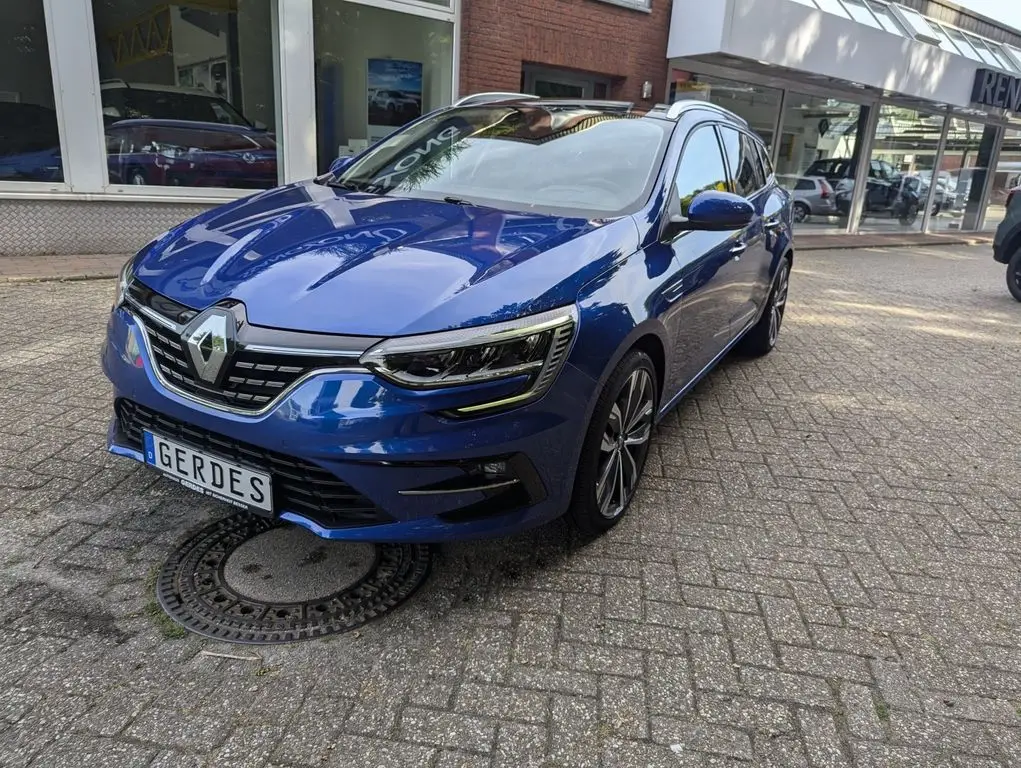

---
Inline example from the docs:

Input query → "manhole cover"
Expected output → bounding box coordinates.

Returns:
[156,513,432,644]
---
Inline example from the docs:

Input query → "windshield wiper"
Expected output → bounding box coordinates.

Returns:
[326,178,365,192]
[443,196,476,207]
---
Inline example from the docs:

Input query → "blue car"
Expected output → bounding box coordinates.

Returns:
[102,95,793,542]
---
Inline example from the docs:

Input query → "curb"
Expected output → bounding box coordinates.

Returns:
[0,272,120,284]
[797,237,993,251]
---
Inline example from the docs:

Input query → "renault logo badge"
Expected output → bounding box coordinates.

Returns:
[183,308,235,384]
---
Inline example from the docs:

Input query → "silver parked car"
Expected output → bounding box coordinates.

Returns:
[777,174,837,223]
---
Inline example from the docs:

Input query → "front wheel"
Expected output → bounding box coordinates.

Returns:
[1008,250,1021,302]
[569,350,658,538]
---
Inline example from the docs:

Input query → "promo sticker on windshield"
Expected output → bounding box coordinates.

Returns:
[370,116,475,191]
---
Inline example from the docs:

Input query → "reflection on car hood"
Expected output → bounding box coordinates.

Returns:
[133,180,638,336]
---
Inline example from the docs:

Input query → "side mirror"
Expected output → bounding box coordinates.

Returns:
[329,156,353,175]
[662,190,755,240]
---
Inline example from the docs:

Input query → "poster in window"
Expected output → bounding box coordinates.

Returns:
[367,58,423,141]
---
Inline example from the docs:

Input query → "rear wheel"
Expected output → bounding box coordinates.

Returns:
[569,350,657,538]
[899,203,919,226]
[737,256,790,357]
[792,201,810,223]
[1008,250,1021,302]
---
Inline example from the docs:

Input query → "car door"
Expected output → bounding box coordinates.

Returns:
[660,123,745,395]
[717,126,770,334]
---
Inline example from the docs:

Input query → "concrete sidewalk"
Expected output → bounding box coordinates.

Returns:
[0,253,129,282]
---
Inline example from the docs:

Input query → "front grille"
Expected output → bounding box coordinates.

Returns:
[116,399,392,529]
[137,312,348,412]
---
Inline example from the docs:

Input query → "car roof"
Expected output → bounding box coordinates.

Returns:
[107,118,260,132]
[448,93,749,128]
[100,80,228,98]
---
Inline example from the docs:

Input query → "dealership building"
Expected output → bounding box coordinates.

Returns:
[4,0,1021,255]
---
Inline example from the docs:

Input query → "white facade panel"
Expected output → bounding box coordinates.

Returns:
[669,0,991,111]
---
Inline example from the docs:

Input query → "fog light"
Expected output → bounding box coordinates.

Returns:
[480,461,508,477]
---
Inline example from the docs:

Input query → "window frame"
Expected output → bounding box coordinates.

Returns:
[666,119,731,226]
[717,123,770,199]
[0,0,461,202]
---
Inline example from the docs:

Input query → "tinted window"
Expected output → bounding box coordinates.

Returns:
[673,126,728,216]
[805,158,851,179]
[794,179,815,191]
[337,105,673,217]
[719,126,765,197]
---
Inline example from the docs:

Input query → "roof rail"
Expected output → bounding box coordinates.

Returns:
[665,99,748,125]
[452,92,539,107]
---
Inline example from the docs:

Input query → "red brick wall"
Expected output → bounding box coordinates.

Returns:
[459,0,673,106]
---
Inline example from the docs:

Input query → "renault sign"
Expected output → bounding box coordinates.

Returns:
[972,68,1021,113]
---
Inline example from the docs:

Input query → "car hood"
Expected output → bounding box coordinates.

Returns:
[133,180,639,336]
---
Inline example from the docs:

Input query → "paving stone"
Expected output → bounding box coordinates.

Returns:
[492,723,547,768]
[798,709,850,767]
[3,247,1021,767]
[454,682,548,724]
[399,708,496,753]
[599,675,648,739]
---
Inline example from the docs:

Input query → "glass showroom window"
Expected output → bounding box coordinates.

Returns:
[313,1,454,174]
[859,105,946,234]
[927,118,990,233]
[669,71,781,152]
[982,126,1019,232]
[91,0,279,190]
[0,1,63,184]
[775,92,869,234]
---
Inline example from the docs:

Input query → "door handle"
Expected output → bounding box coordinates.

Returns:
[730,242,747,259]
[764,219,781,230]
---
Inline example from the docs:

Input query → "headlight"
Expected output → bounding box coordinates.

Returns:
[113,257,134,310]
[360,306,578,414]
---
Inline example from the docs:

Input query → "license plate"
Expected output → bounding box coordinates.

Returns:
[143,431,272,513]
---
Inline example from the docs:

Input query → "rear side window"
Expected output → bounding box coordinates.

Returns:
[673,125,729,217]
[719,126,766,197]
[754,138,773,180]
[794,179,815,191]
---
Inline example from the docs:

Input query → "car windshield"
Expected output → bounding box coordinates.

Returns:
[333,105,673,217]
[805,159,852,178]
[103,88,253,127]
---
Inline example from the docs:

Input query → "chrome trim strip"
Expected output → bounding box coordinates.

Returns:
[241,343,364,358]
[127,297,184,334]
[398,479,520,496]
[126,309,366,418]
[124,294,367,359]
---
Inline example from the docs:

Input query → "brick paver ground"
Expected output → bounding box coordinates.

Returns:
[1,244,1020,767]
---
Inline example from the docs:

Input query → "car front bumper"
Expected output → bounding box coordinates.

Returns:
[102,307,597,542]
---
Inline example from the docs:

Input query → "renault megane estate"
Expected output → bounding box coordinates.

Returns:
[102,94,793,542]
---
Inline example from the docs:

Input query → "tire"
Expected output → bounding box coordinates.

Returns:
[792,202,810,224]
[737,256,790,358]
[128,169,146,185]
[1008,249,1021,302]
[569,349,658,538]
[899,203,919,226]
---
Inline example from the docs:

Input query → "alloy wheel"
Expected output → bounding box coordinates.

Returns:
[596,368,654,519]
[768,263,790,348]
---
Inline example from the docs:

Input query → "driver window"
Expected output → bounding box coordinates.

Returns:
[674,126,729,217]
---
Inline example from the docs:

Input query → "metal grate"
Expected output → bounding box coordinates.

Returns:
[116,399,392,528]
